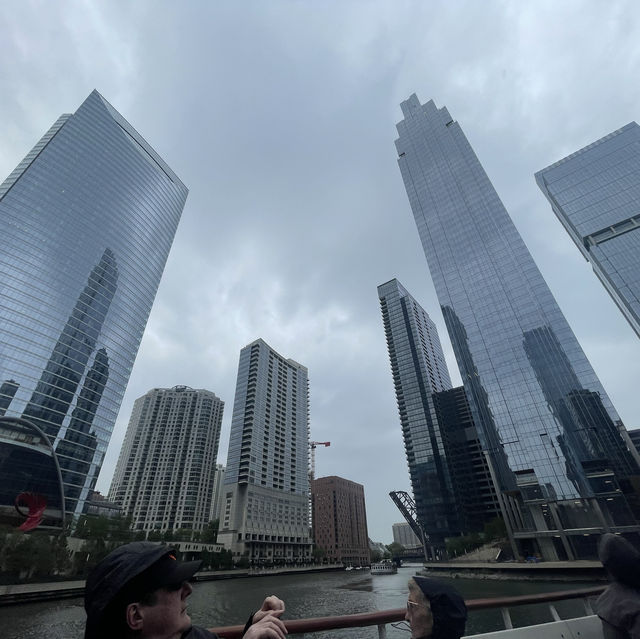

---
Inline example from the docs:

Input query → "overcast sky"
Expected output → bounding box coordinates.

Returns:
[2,1,640,543]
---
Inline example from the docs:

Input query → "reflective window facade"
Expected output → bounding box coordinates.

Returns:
[109,386,223,533]
[378,278,459,542]
[0,90,188,517]
[395,96,640,558]
[536,122,640,337]
[379,279,500,544]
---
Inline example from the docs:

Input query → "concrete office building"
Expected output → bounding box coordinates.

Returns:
[536,123,640,337]
[394,95,640,559]
[392,522,421,548]
[0,90,187,516]
[109,386,223,535]
[218,339,312,564]
[312,476,370,566]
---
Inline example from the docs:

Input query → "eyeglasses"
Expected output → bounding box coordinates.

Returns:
[406,600,427,612]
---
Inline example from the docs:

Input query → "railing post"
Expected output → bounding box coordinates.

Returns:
[549,604,561,622]
[500,607,513,630]
[583,597,594,615]
[377,623,387,639]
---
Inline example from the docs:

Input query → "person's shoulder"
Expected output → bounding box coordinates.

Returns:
[182,626,220,639]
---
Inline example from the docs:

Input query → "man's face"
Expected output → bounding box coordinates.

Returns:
[138,581,193,639]
[405,594,434,639]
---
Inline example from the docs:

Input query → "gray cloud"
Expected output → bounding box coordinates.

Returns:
[2,0,640,543]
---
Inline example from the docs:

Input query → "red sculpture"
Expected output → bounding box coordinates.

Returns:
[14,492,48,531]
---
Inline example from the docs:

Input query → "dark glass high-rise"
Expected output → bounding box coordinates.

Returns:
[395,95,640,559]
[378,279,500,551]
[0,90,188,517]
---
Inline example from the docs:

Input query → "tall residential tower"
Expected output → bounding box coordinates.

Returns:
[0,91,187,516]
[395,95,640,559]
[536,122,640,337]
[378,279,457,543]
[378,279,500,548]
[218,339,311,564]
[109,386,223,535]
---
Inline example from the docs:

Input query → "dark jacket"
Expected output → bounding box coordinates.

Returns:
[597,533,640,639]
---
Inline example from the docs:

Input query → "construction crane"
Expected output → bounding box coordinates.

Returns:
[309,441,330,481]
[389,490,430,559]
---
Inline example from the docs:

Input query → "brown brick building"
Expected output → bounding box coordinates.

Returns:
[312,476,370,566]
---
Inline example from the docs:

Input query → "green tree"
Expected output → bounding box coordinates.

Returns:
[311,546,325,563]
[148,529,164,542]
[370,549,383,563]
[483,517,507,541]
[201,520,219,544]
[386,542,405,558]
[173,528,193,542]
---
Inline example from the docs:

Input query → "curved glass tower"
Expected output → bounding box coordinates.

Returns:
[395,95,640,559]
[0,90,188,516]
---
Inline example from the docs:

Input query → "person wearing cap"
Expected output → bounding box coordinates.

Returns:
[84,541,288,639]
[404,576,467,639]
[597,533,640,639]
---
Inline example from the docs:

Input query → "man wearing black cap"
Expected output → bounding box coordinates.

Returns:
[84,542,288,639]
[405,576,467,639]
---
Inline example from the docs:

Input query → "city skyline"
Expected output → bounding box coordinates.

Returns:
[3,2,640,542]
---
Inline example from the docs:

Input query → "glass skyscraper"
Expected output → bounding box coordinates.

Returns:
[535,122,640,337]
[378,279,500,551]
[0,90,187,517]
[378,279,458,544]
[395,95,640,559]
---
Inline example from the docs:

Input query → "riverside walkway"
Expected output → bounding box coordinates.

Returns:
[422,560,605,581]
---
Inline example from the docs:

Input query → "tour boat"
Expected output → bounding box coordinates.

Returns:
[369,560,397,575]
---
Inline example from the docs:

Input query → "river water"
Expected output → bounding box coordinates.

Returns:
[2,565,602,639]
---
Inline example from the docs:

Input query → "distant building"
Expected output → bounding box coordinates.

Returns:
[218,339,311,564]
[536,123,640,337]
[109,386,223,535]
[210,464,226,523]
[0,90,187,517]
[392,522,421,548]
[312,476,369,566]
[368,538,388,556]
[84,491,121,519]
